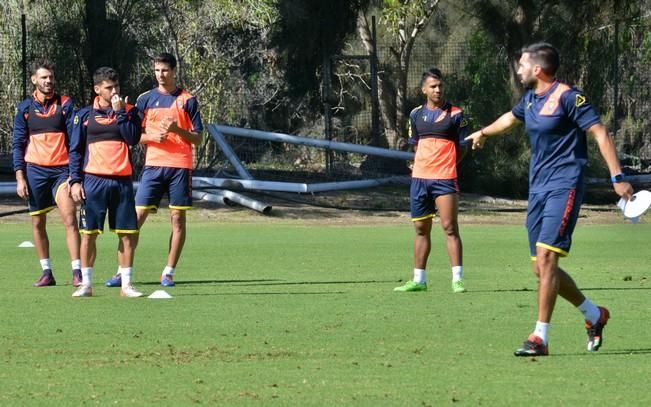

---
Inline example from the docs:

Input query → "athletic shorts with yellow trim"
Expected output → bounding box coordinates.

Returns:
[79,174,138,234]
[25,163,69,215]
[135,166,192,213]
[527,186,583,258]
[410,177,458,221]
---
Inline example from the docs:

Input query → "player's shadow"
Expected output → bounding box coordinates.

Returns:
[174,291,348,297]
[551,348,651,357]
[473,286,651,293]
[233,279,396,287]
[583,286,651,291]
[140,279,395,287]
[599,348,651,355]
[139,278,282,286]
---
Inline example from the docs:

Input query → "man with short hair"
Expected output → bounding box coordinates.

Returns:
[68,66,143,298]
[466,42,633,356]
[12,58,82,287]
[394,68,469,294]
[105,52,203,288]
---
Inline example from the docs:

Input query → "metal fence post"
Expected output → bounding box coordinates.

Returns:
[612,1,619,136]
[21,13,27,99]
[322,52,333,174]
[370,16,380,147]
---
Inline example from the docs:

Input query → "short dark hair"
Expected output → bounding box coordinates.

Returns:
[30,58,55,76]
[521,42,560,76]
[154,52,177,69]
[92,66,119,85]
[421,68,443,86]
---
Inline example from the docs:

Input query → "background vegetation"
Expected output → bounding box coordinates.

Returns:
[1,0,650,197]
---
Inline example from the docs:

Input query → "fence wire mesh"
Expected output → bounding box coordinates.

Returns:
[2,9,651,186]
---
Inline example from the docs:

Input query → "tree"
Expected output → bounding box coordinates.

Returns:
[271,0,369,99]
[0,0,25,154]
[463,0,635,100]
[357,0,441,150]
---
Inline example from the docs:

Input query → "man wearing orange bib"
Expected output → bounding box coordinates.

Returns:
[106,52,203,288]
[394,68,469,294]
[12,59,81,287]
[69,67,143,298]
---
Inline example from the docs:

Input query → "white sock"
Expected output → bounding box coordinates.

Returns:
[71,259,81,270]
[451,266,463,282]
[533,321,550,344]
[121,267,133,287]
[413,268,426,284]
[578,298,601,325]
[115,267,122,276]
[40,258,51,271]
[162,265,175,277]
[81,267,93,287]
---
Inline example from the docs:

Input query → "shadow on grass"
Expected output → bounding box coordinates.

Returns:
[139,279,282,286]
[140,279,396,287]
[583,287,651,291]
[470,288,535,293]
[551,348,651,357]
[234,279,396,287]
[471,286,651,293]
[174,291,347,296]
[599,349,651,355]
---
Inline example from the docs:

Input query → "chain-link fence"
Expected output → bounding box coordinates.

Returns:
[0,9,24,164]
[2,9,650,184]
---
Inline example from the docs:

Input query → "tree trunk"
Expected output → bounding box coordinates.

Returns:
[84,0,110,72]
[357,12,394,149]
[358,1,440,150]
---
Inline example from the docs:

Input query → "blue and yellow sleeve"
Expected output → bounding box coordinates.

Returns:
[561,89,601,131]
[185,97,204,133]
[69,107,90,183]
[511,94,528,122]
[407,106,421,146]
[11,99,31,172]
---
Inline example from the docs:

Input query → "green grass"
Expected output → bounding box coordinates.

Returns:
[1,220,650,406]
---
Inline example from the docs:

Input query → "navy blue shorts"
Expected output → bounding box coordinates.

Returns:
[135,166,192,213]
[410,178,459,221]
[527,187,584,258]
[79,174,138,235]
[25,164,69,215]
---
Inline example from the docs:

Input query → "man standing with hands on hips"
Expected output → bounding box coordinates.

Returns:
[465,43,633,356]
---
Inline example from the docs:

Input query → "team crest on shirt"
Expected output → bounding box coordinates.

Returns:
[540,96,558,115]
[527,102,533,109]
[155,101,160,107]
[460,118,468,128]
[74,115,79,125]
[575,94,586,107]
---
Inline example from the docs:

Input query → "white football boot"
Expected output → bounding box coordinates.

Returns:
[72,285,93,297]
[120,285,144,298]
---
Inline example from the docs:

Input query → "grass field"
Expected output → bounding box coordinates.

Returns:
[1,213,650,406]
